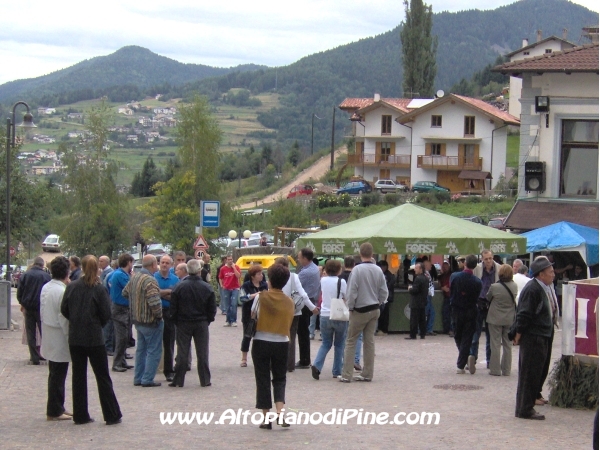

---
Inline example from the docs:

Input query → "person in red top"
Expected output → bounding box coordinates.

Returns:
[218,255,241,327]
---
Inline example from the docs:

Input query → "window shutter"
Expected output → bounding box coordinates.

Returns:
[390,142,396,155]
[425,143,431,156]
[441,143,446,156]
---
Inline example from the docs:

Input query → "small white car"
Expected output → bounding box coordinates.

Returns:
[374,179,408,193]
[42,234,61,252]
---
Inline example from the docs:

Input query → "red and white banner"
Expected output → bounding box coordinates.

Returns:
[562,279,599,357]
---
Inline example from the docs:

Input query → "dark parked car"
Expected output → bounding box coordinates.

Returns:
[488,217,507,230]
[337,181,372,195]
[460,215,485,225]
[411,181,450,193]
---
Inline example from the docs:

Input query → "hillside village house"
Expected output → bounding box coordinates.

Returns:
[339,93,519,192]
[494,43,599,231]
[505,30,576,117]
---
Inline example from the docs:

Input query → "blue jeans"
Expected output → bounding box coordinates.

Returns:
[470,307,490,363]
[355,332,363,364]
[218,286,226,313]
[222,289,239,324]
[134,321,164,385]
[426,295,435,333]
[309,313,317,337]
[313,316,348,376]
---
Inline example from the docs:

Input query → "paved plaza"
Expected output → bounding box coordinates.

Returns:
[0,291,595,449]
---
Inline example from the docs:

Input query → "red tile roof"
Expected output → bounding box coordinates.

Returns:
[495,44,599,74]
[339,98,413,113]
[453,94,520,125]
[396,93,520,126]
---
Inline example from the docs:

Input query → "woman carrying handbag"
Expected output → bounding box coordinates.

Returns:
[250,264,295,429]
[311,260,348,380]
[486,264,518,376]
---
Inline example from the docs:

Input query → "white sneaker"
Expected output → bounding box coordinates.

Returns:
[232,322,238,327]
[223,323,231,327]
[456,368,466,374]
[353,375,371,382]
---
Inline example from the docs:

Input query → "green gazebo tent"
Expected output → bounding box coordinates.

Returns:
[296,203,526,256]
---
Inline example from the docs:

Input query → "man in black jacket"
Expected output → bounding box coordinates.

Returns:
[169,259,217,388]
[449,255,482,374]
[513,256,555,420]
[406,263,428,340]
[17,257,51,364]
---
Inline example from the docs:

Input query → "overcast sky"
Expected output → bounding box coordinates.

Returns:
[0,0,597,85]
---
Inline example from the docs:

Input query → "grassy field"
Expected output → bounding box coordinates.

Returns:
[506,133,520,168]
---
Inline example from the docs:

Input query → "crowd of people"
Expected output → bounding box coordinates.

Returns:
[15,243,565,427]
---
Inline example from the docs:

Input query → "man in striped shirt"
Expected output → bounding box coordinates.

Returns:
[122,255,163,387]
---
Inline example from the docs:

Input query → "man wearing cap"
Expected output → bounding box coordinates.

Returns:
[513,256,557,420]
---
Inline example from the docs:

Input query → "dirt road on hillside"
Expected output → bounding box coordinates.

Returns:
[238,147,346,209]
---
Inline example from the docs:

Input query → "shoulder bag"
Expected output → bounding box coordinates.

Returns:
[244,295,259,338]
[501,282,519,342]
[330,278,349,322]
[290,275,305,314]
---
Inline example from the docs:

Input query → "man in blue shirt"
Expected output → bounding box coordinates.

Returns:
[99,256,115,354]
[110,253,134,372]
[155,255,180,382]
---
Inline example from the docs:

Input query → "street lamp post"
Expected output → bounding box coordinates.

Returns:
[228,229,252,249]
[311,113,322,156]
[5,102,36,281]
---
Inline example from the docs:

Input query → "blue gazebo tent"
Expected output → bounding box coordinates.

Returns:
[522,221,599,269]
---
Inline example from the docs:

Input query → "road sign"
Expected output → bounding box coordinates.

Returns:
[194,235,209,250]
[201,201,220,228]
[9,247,16,257]
[195,249,205,260]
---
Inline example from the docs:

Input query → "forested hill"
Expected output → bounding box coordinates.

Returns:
[0,0,596,148]
[172,0,597,146]
[0,46,265,104]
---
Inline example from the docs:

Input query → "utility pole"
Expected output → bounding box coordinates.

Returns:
[330,107,335,171]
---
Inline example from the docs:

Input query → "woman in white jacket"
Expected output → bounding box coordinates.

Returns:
[40,256,72,421]
[273,257,319,372]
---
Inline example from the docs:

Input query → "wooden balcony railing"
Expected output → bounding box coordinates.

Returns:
[417,155,482,171]
[347,154,411,168]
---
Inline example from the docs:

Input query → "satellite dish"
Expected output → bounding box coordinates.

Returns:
[436,90,445,98]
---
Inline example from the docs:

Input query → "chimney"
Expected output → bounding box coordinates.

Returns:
[562,28,568,40]
[537,30,542,42]
[522,38,529,48]
[374,93,380,102]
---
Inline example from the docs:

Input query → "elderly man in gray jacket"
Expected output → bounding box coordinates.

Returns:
[340,243,388,383]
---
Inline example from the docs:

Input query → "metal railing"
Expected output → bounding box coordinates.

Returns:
[417,155,482,170]
[347,154,411,166]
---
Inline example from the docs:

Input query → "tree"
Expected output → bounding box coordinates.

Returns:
[288,141,301,167]
[176,94,222,205]
[400,0,438,98]
[130,156,163,197]
[57,99,130,256]
[140,172,199,253]
[0,127,53,261]
[141,95,223,253]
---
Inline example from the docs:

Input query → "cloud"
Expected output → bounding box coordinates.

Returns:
[0,0,597,84]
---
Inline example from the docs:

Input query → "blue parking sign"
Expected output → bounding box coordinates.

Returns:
[201,201,220,228]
